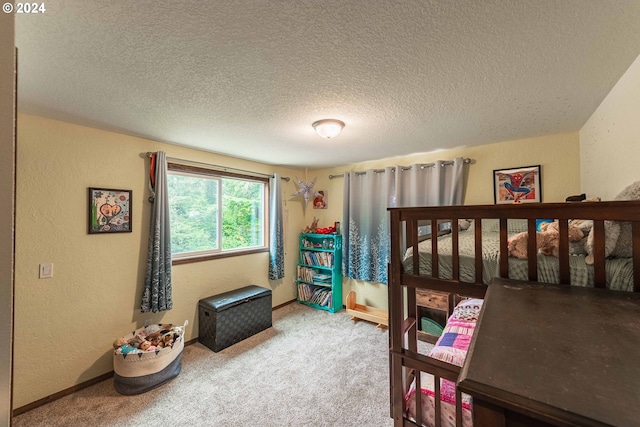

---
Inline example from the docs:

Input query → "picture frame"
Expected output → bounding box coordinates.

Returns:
[313,190,327,209]
[493,165,541,204]
[88,188,132,234]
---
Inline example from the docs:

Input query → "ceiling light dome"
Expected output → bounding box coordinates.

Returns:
[312,119,345,139]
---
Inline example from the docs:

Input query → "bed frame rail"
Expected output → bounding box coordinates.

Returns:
[393,201,640,292]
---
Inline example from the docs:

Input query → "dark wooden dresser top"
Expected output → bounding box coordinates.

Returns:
[458,278,640,427]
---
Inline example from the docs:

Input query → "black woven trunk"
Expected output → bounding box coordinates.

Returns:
[198,285,272,352]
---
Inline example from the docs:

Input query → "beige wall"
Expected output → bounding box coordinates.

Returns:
[1,5,15,425]
[14,114,305,408]
[580,53,640,200]
[307,132,582,310]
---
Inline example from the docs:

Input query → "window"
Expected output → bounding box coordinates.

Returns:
[167,163,268,262]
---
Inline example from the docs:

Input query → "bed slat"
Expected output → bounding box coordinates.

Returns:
[431,219,438,279]
[634,222,640,293]
[558,220,570,284]
[526,218,537,282]
[474,218,483,284]
[593,220,606,288]
[499,218,508,278]
[452,219,460,282]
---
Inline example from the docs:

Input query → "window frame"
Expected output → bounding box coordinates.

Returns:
[167,163,269,265]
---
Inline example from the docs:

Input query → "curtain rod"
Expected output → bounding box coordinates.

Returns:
[145,152,290,181]
[328,158,472,179]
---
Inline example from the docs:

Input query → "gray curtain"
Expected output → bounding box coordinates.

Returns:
[394,158,464,207]
[141,151,173,313]
[269,173,285,280]
[342,158,465,284]
[342,167,395,284]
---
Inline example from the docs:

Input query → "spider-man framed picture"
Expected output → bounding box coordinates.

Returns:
[493,165,541,204]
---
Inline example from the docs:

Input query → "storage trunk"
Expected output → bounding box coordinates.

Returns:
[198,285,272,352]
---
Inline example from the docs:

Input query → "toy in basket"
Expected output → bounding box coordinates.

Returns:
[113,320,188,395]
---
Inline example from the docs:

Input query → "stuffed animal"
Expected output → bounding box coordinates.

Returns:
[302,217,319,234]
[458,219,472,231]
[508,231,556,259]
[538,221,585,257]
[128,334,146,348]
[144,324,161,334]
[113,337,128,349]
[585,181,640,264]
[508,221,584,259]
[117,344,137,355]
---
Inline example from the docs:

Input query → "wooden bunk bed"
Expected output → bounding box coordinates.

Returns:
[388,201,640,427]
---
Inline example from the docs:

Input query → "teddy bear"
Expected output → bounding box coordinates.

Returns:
[508,230,555,259]
[538,220,584,257]
[508,220,584,259]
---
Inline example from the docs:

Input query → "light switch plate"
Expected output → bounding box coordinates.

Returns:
[39,263,53,279]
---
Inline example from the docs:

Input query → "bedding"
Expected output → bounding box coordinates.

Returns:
[402,224,634,292]
[404,299,483,427]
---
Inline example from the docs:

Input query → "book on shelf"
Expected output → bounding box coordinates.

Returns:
[301,251,334,267]
[297,284,332,308]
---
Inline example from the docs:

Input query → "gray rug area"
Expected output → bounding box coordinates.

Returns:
[13,303,403,427]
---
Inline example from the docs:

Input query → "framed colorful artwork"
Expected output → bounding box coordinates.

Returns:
[313,190,327,209]
[88,188,132,234]
[493,165,541,204]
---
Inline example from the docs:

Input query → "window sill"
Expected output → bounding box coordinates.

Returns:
[172,247,269,265]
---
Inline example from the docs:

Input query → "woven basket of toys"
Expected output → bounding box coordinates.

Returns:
[112,321,188,395]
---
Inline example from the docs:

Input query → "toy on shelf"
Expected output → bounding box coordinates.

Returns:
[346,291,388,330]
[302,217,319,233]
[301,217,339,235]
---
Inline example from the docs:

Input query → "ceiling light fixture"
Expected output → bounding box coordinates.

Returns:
[312,119,345,139]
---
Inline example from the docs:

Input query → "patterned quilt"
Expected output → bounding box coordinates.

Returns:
[404,299,483,427]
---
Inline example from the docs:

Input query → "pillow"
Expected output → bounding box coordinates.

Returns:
[452,298,483,321]
[585,182,639,264]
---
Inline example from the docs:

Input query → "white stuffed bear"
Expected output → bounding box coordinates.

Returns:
[584,181,640,264]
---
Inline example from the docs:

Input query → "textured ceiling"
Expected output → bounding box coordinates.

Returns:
[15,0,640,168]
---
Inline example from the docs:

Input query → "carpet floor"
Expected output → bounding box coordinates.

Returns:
[13,303,401,427]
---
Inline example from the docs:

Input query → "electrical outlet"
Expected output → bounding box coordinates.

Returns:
[39,263,53,279]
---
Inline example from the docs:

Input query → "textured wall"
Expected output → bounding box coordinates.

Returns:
[14,114,305,408]
[580,54,640,200]
[0,6,15,425]
[308,132,581,309]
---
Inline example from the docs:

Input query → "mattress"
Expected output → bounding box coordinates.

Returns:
[402,222,634,291]
[404,299,483,427]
